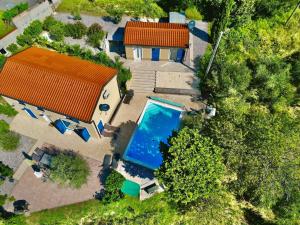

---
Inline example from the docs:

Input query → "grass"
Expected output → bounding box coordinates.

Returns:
[0,11,15,38]
[24,191,252,225]
[0,120,20,151]
[57,0,165,17]
[0,97,18,117]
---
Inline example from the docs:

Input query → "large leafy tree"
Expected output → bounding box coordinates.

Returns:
[156,127,224,206]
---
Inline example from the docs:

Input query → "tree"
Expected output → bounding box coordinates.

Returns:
[156,127,224,206]
[211,0,234,44]
[102,170,125,203]
[86,23,105,48]
[49,23,65,41]
[50,151,90,188]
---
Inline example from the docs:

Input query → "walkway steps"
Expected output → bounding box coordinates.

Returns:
[128,70,156,93]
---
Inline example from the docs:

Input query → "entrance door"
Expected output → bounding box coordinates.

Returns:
[97,120,105,134]
[133,47,142,61]
[176,48,185,62]
[169,48,177,61]
[151,48,160,61]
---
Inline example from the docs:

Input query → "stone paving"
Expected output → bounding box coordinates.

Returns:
[10,156,103,212]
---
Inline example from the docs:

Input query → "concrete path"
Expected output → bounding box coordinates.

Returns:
[190,21,209,69]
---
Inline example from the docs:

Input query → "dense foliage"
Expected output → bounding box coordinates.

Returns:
[50,151,90,188]
[64,22,87,39]
[0,161,13,178]
[102,170,125,203]
[156,127,224,206]
[6,43,18,54]
[86,23,105,48]
[2,3,28,23]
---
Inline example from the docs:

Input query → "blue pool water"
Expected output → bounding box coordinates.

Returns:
[123,101,182,170]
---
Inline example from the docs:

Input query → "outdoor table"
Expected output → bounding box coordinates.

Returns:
[40,153,52,167]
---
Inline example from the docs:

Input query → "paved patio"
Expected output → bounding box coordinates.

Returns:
[10,156,103,212]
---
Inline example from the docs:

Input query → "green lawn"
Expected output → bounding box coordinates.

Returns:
[57,0,165,17]
[0,11,15,38]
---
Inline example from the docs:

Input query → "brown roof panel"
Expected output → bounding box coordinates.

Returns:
[0,47,117,122]
[124,22,189,48]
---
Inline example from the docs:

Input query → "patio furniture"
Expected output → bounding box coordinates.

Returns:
[40,153,52,167]
[13,200,29,214]
[34,171,43,178]
[31,153,43,162]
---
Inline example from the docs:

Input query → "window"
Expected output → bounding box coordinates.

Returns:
[65,116,80,123]
[18,100,26,105]
[37,106,44,111]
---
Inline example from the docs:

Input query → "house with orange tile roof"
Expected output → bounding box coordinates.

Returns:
[0,47,121,142]
[123,21,190,62]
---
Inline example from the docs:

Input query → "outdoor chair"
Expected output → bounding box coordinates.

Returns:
[31,153,43,162]
[144,183,159,194]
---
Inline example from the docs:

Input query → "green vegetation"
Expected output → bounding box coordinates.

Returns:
[0,55,6,69]
[57,0,165,18]
[16,20,43,46]
[102,170,125,203]
[23,192,245,224]
[185,5,203,20]
[86,23,105,48]
[0,161,13,179]
[156,128,224,206]
[49,23,65,41]
[0,120,19,151]
[64,22,87,39]
[50,151,90,188]
[2,2,28,24]
[6,43,18,54]
[0,11,15,38]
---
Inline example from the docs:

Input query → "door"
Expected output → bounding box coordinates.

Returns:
[23,108,37,119]
[97,120,105,134]
[75,128,91,142]
[54,119,70,134]
[169,48,177,61]
[176,48,185,62]
[133,47,142,61]
[151,48,160,61]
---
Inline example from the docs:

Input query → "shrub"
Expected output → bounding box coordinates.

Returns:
[0,97,18,117]
[185,6,203,20]
[0,194,7,206]
[0,55,6,69]
[23,20,43,37]
[86,23,105,48]
[50,151,90,188]
[43,16,61,31]
[6,43,19,54]
[102,170,125,203]
[64,22,87,39]
[16,34,34,46]
[71,10,81,20]
[106,8,124,24]
[49,23,65,41]
[2,3,28,23]
[0,161,13,178]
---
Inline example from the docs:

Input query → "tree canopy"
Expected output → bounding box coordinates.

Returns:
[156,127,224,206]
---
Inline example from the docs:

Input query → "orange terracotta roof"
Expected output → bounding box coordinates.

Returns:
[124,22,189,48]
[0,47,117,122]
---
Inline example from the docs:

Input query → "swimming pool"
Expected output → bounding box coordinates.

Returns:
[123,99,183,170]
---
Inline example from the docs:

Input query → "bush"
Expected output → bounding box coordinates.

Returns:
[185,6,203,20]
[2,2,28,23]
[0,162,13,178]
[16,33,34,46]
[49,23,65,41]
[0,97,18,117]
[86,23,105,47]
[43,16,61,31]
[6,43,19,54]
[71,10,81,20]
[50,151,90,188]
[0,194,7,206]
[64,22,87,39]
[102,170,125,203]
[0,55,6,69]
[106,8,124,24]
[24,20,43,37]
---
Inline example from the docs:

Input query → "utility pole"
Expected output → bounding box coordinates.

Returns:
[205,31,224,75]
[285,0,300,25]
